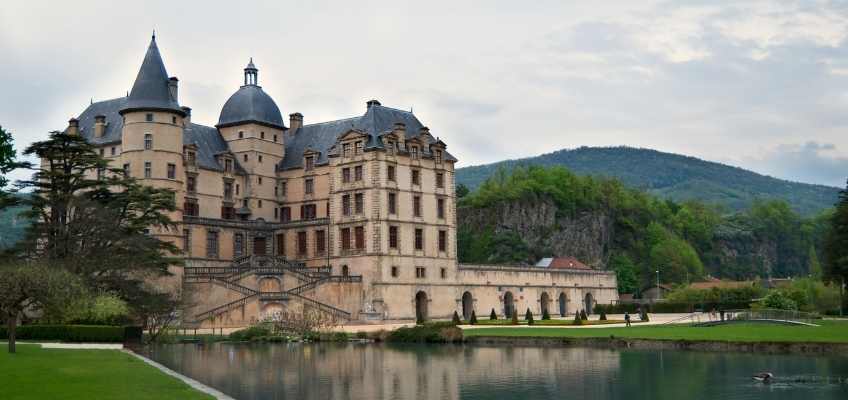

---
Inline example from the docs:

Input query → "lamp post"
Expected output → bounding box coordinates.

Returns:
[656,270,661,301]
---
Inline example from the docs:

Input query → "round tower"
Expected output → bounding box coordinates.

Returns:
[119,33,186,242]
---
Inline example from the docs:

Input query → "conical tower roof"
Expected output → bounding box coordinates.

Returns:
[120,34,184,115]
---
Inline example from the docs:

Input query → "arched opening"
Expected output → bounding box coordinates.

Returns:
[584,292,594,315]
[415,291,428,323]
[259,277,281,292]
[461,291,474,320]
[341,265,349,276]
[262,302,284,319]
[540,292,550,316]
[558,293,567,317]
[503,291,515,318]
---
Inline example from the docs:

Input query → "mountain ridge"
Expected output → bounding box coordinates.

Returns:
[455,146,840,215]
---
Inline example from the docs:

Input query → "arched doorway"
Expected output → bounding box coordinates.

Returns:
[584,292,594,315]
[540,292,550,316]
[415,291,428,323]
[262,302,284,319]
[503,291,515,318]
[341,265,349,276]
[461,291,474,320]
[558,293,567,317]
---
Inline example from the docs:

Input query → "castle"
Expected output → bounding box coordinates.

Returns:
[64,34,617,327]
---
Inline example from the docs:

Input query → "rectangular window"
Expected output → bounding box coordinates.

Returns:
[297,231,307,255]
[236,184,240,195]
[386,140,395,155]
[224,158,233,172]
[354,165,363,181]
[111,147,116,156]
[258,177,263,185]
[415,228,423,250]
[305,178,314,195]
[301,204,317,220]
[96,167,104,180]
[224,182,233,200]
[411,169,420,185]
[436,172,444,188]
[387,165,396,182]
[144,133,152,150]
[144,161,152,178]
[389,226,398,249]
[206,230,219,258]
[437,198,445,219]
[342,143,351,158]
[221,206,235,220]
[435,150,443,164]
[258,155,263,163]
[183,229,191,256]
[123,163,130,177]
[354,193,364,214]
[305,156,314,171]
[341,228,351,250]
[187,176,196,192]
[234,233,244,257]
[99,148,104,157]
[391,266,398,277]
[315,230,326,254]
[258,199,263,208]
[440,268,447,279]
[355,140,363,155]
[342,168,351,183]
[183,200,199,216]
[244,154,248,162]
[439,230,447,252]
[413,196,422,217]
[280,181,287,195]
[167,163,176,179]
[342,194,351,216]
[276,233,285,256]
[411,146,419,160]
[280,207,291,222]
[416,267,426,278]
[145,113,153,122]
[260,131,265,139]
[355,226,365,249]
[388,192,397,215]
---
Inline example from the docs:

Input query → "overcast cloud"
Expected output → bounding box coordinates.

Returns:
[1,0,847,187]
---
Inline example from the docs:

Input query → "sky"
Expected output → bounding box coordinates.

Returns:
[1,0,847,187]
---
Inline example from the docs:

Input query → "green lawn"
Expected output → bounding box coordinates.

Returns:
[472,318,639,326]
[463,320,848,343]
[0,344,213,400]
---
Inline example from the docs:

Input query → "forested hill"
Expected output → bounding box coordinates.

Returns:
[455,146,840,215]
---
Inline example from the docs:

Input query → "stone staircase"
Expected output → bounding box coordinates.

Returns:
[185,255,360,324]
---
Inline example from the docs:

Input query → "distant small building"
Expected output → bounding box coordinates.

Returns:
[535,256,591,270]
[642,284,672,300]
[687,279,755,290]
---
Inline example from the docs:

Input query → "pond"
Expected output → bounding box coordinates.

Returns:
[144,343,848,400]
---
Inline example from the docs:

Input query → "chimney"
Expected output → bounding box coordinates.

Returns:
[366,99,381,109]
[289,112,303,130]
[94,115,106,137]
[419,126,430,136]
[181,106,192,126]
[67,118,79,136]
[168,77,179,103]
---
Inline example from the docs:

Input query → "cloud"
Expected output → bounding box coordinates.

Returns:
[743,141,848,187]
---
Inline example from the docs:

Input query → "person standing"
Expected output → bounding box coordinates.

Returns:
[624,311,631,327]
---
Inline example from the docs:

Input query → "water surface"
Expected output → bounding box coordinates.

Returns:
[145,343,848,400]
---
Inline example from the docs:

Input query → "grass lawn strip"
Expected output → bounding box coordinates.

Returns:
[0,344,214,400]
[462,320,848,343]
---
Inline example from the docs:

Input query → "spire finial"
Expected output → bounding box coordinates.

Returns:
[152,29,156,41]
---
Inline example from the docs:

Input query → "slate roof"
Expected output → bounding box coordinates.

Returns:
[121,35,183,115]
[77,97,127,144]
[279,104,457,170]
[217,85,285,129]
[536,256,591,270]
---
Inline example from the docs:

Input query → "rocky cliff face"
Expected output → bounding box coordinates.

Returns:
[458,198,613,267]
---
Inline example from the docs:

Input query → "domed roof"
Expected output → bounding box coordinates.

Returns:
[217,59,284,129]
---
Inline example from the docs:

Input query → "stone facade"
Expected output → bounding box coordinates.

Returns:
[63,35,617,327]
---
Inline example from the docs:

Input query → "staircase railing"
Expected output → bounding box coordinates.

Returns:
[193,293,258,322]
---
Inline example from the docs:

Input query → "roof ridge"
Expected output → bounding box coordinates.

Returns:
[373,104,414,114]
[301,115,360,127]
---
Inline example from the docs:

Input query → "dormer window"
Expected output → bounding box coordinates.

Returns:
[305,155,314,171]
[435,150,443,164]
[342,143,351,158]
[224,159,233,172]
[355,141,363,155]
[386,140,395,155]
[410,146,419,160]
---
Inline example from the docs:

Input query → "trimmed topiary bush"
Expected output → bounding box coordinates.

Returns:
[511,309,519,325]
[525,308,534,325]
[580,310,588,321]
[470,310,478,325]
[229,324,273,341]
[573,312,583,325]
[542,308,551,320]
[640,309,650,321]
[452,311,462,325]
[490,308,497,320]
[599,310,607,321]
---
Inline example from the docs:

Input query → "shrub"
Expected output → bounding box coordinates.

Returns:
[640,309,649,321]
[573,312,583,325]
[470,310,478,325]
[511,309,519,325]
[525,308,534,325]
[64,293,131,326]
[452,311,462,325]
[355,331,368,339]
[580,310,588,321]
[387,322,459,343]
[0,325,124,342]
[762,291,798,311]
[599,310,607,321]
[229,324,273,341]
[490,308,497,320]
[542,308,551,320]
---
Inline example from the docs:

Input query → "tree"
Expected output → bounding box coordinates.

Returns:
[610,254,638,294]
[649,234,704,285]
[525,308,534,325]
[0,126,27,210]
[452,311,461,325]
[542,307,551,321]
[573,311,583,325]
[580,309,588,321]
[809,245,823,280]
[455,183,470,199]
[470,310,478,325]
[599,310,607,321]
[16,132,180,295]
[824,180,848,315]
[511,309,518,325]
[0,262,83,353]
[489,308,497,320]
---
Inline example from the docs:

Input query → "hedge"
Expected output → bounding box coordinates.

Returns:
[593,302,753,314]
[0,325,126,342]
